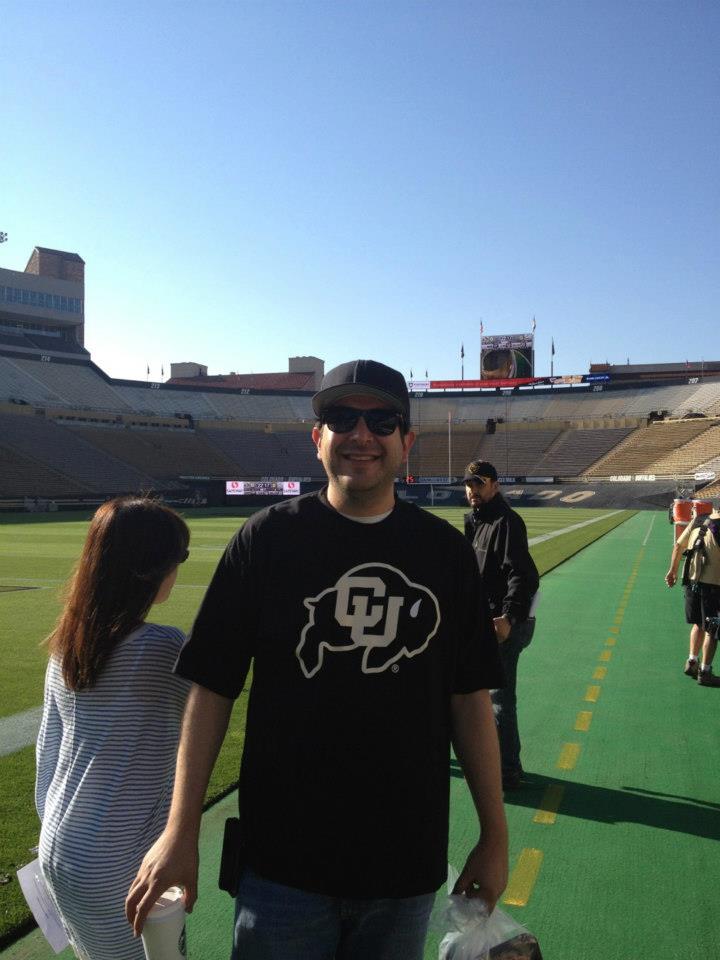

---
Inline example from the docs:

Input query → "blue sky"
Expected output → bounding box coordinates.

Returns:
[2,0,718,383]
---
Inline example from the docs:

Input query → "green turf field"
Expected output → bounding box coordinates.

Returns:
[5,507,720,959]
[0,504,633,946]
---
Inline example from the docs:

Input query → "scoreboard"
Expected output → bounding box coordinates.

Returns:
[225,480,301,497]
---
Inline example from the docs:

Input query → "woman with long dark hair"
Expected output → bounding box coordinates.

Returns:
[36,496,191,960]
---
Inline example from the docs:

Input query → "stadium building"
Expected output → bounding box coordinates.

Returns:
[0,247,87,358]
[1,246,719,511]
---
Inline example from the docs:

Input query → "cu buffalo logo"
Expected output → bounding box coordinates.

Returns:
[296,563,441,678]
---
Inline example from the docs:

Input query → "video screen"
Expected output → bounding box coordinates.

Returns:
[480,333,534,379]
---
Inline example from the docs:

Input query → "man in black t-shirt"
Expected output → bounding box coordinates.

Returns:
[127,359,507,960]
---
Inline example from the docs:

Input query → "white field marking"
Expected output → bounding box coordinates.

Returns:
[0,577,64,584]
[182,545,227,551]
[0,706,43,758]
[642,515,656,547]
[0,579,205,590]
[528,510,626,547]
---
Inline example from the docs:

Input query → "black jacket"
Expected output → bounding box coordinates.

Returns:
[464,494,539,624]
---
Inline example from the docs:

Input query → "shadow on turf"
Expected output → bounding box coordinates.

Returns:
[449,760,720,842]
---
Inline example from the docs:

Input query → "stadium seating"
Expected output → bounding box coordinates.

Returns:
[584,420,716,477]
[532,427,635,477]
[201,391,314,421]
[409,425,568,478]
[681,382,720,418]
[644,423,720,476]
[202,425,323,478]
[0,356,60,405]
[408,428,481,479]
[699,480,720,499]
[2,352,720,502]
[409,382,720,424]
[115,385,219,419]
[0,442,87,497]
[3,357,133,410]
[0,413,155,495]
[64,423,241,483]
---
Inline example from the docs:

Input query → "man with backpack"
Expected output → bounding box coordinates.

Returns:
[669,504,720,687]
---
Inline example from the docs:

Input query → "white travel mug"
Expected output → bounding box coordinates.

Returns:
[141,886,187,960]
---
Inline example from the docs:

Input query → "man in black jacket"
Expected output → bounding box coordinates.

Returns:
[464,460,539,790]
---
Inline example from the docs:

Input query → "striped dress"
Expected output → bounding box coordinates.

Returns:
[35,624,190,960]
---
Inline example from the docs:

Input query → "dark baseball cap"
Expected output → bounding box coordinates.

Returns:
[312,360,410,423]
[463,460,498,483]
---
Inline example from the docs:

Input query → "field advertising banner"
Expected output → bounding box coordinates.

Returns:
[480,333,534,379]
[226,480,300,496]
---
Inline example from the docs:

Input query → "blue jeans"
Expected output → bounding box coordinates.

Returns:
[231,868,435,960]
[490,618,535,775]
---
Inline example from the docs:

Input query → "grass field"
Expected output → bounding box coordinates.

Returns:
[0,504,633,944]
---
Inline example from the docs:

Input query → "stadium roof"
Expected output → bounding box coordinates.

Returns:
[29,247,85,263]
[168,371,317,391]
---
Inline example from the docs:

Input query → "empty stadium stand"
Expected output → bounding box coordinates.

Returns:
[64,423,242,483]
[201,424,322,478]
[0,412,156,495]
[410,380,720,424]
[0,443,88,497]
[584,420,719,477]
[533,427,634,477]
[2,352,720,505]
[0,356,133,410]
[115,385,220,419]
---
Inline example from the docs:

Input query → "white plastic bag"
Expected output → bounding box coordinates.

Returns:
[431,866,542,960]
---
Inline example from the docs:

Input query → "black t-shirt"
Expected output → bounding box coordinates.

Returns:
[176,490,501,898]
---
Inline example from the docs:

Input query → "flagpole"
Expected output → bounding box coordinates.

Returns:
[505,393,509,475]
[447,411,452,484]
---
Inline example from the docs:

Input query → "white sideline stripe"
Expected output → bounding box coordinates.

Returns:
[642,515,656,547]
[0,705,43,758]
[528,510,626,546]
[1,579,205,589]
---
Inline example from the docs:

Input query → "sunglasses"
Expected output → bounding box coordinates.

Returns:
[321,406,405,437]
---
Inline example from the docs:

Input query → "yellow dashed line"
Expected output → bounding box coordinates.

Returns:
[557,743,581,769]
[575,710,593,731]
[503,848,544,906]
[533,784,565,825]
[524,546,644,911]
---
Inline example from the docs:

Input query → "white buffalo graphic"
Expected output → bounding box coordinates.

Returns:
[296,563,441,678]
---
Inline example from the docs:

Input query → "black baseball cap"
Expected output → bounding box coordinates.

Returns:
[312,360,410,423]
[463,460,499,483]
